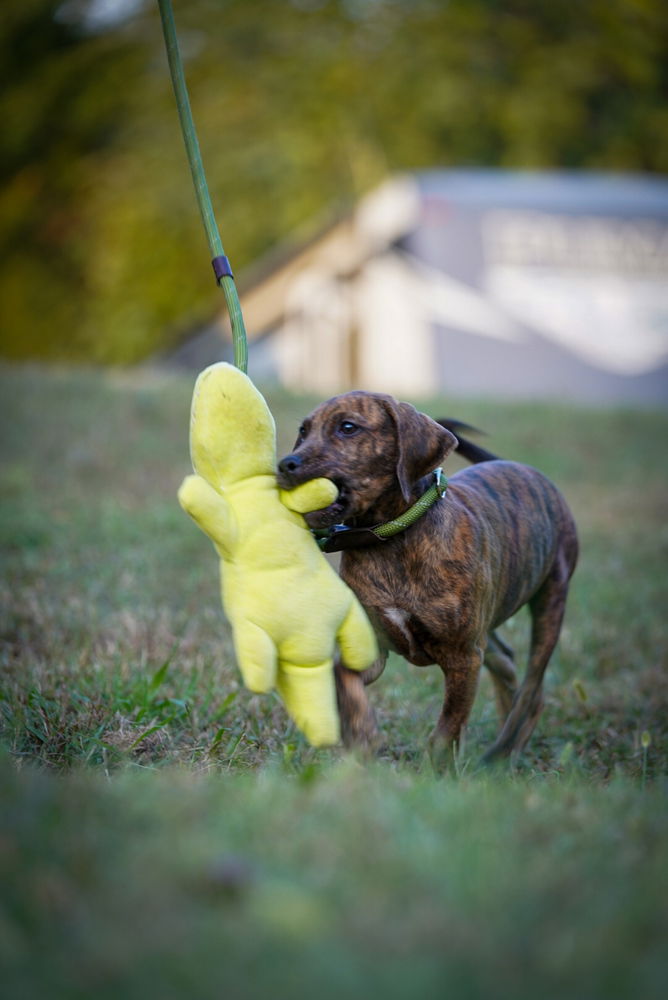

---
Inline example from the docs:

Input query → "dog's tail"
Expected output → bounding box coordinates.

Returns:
[437,419,499,464]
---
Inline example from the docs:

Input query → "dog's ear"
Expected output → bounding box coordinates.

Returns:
[386,400,458,502]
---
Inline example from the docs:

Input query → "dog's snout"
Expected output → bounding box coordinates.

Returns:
[278,453,303,482]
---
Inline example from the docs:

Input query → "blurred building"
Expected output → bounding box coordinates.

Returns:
[235,170,668,405]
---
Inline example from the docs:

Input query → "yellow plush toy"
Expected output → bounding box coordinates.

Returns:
[177,362,378,746]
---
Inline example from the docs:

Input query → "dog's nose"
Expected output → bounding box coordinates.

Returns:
[278,453,302,480]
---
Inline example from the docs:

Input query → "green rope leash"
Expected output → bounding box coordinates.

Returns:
[157,2,445,552]
[157,0,248,373]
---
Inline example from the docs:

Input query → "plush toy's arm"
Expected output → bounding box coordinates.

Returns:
[279,478,338,515]
[178,474,237,554]
[337,597,379,672]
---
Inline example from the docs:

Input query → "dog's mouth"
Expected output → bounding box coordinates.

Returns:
[276,459,352,528]
[302,482,350,529]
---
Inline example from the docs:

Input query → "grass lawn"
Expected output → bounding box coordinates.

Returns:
[1,363,667,998]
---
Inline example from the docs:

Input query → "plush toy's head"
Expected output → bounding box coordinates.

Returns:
[189,362,276,487]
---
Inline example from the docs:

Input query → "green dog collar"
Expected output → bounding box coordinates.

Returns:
[313,468,448,553]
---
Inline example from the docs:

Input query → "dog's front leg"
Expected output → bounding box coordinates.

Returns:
[334,653,387,750]
[429,646,483,772]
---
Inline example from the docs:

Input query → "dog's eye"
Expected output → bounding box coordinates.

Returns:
[297,424,307,440]
[338,420,359,437]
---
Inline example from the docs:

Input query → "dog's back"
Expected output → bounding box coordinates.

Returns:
[444,459,578,629]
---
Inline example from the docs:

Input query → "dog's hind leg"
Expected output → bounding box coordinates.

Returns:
[484,631,518,724]
[481,554,572,764]
[335,653,387,749]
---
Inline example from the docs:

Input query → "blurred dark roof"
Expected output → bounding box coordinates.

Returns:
[415,169,668,216]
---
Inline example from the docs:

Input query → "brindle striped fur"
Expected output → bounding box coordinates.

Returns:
[277,392,578,766]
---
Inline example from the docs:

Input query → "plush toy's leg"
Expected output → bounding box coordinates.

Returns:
[177,475,237,553]
[276,661,340,747]
[337,598,379,673]
[234,620,278,694]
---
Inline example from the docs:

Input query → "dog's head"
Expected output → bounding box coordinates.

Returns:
[277,391,457,527]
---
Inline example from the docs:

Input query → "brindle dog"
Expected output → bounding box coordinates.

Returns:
[277,392,578,765]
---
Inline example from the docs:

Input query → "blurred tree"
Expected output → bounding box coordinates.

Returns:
[0,0,146,360]
[1,0,667,363]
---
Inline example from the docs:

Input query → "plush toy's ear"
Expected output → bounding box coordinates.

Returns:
[189,363,277,487]
[383,399,457,502]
